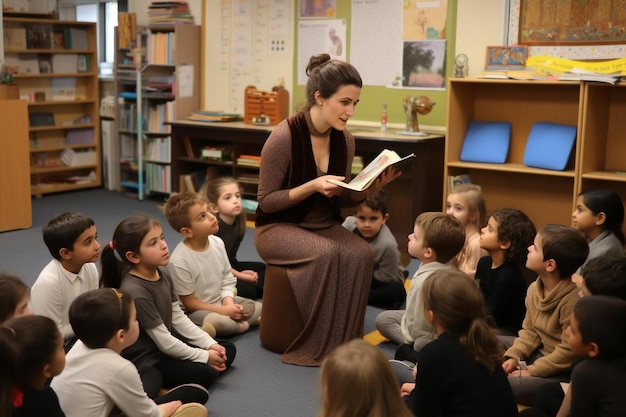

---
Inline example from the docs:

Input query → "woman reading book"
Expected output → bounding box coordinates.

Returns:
[255,53,399,366]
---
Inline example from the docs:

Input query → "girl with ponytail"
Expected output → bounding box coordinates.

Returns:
[402,269,518,417]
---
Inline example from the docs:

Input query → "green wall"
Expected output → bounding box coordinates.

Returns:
[291,1,457,128]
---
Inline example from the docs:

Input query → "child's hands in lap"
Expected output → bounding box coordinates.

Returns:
[208,344,227,372]
[238,270,258,284]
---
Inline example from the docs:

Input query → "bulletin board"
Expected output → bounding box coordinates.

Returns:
[203,0,457,128]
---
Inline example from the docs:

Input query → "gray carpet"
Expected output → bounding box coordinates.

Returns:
[0,188,416,416]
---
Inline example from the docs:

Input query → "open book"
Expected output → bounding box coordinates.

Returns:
[327,149,415,192]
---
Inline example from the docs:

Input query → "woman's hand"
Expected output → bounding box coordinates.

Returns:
[368,166,402,193]
[237,270,259,284]
[314,175,346,198]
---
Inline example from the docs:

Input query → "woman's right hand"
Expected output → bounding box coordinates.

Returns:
[314,175,345,198]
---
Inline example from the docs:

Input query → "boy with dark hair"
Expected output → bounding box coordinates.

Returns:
[163,192,261,337]
[579,255,626,299]
[342,190,405,309]
[51,288,209,417]
[477,208,536,335]
[31,212,100,350]
[501,224,588,406]
[375,212,465,359]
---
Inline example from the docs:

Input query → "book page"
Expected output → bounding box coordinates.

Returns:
[327,149,414,192]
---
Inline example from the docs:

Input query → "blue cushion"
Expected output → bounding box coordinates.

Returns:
[523,122,577,171]
[459,121,511,164]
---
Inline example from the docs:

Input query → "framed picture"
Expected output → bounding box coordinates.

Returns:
[485,46,527,70]
[519,0,626,45]
[77,55,89,72]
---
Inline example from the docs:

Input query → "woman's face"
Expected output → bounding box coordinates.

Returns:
[318,84,361,131]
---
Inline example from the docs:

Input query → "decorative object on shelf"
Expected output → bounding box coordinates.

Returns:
[244,85,289,126]
[398,95,435,136]
[485,46,527,70]
[523,122,577,171]
[454,53,469,78]
[459,121,511,164]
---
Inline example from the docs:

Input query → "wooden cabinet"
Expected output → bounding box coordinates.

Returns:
[3,15,100,196]
[579,83,626,208]
[0,100,32,232]
[169,120,445,261]
[445,78,626,229]
[114,24,200,198]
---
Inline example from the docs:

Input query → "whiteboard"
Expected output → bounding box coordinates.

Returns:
[203,0,294,113]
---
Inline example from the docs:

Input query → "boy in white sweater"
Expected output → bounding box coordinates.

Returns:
[52,288,208,417]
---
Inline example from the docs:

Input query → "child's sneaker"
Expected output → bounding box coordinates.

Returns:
[171,403,208,417]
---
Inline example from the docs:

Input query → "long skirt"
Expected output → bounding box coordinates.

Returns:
[255,222,373,366]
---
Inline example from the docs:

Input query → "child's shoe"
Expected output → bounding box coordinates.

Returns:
[171,403,208,417]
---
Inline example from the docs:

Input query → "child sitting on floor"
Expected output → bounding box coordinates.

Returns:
[164,192,261,337]
[342,189,406,309]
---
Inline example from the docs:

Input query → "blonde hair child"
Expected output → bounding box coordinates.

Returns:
[446,183,487,277]
[203,177,265,299]
[318,339,413,417]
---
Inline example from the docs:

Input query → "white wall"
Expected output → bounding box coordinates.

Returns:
[455,0,507,77]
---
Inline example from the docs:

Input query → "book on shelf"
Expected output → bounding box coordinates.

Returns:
[51,77,76,101]
[52,54,78,74]
[448,174,472,191]
[38,54,52,73]
[201,145,233,161]
[327,149,416,192]
[3,25,27,49]
[181,137,194,158]
[26,25,52,49]
[236,154,261,167]
[18,54,40,74]
[52,29,67,49]
[186,111,243,123]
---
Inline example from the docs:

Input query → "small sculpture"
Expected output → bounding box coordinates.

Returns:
[404,95,435,133]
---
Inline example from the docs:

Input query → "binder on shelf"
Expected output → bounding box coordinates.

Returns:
[459,121,511,164]
[523,122,577,171]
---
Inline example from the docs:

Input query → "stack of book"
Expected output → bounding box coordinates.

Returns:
[236,155,261,167]
[148,1,194,26]
[186,111,242,123]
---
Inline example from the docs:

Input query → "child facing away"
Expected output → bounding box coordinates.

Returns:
[51,288,209,417]
[204,177,265,300]
[501,224,589,406]
[401,269,518,417]
[375,212,465,362]
[1,315,66,417]
[446,183,488,278]
[342,190,406,309]
[163,192,262,337]
[565,296,626,417]
[477,208,536,335]
[30,212,100,350]
[100,214,236,399]
[0,273,32,324]
[318,339,413,417]
[571,188,625,278]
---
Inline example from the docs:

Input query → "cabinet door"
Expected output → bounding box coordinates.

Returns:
[0,100,32,231]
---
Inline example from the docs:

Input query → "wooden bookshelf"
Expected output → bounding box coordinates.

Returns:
[3,16,100,196]
[445,78,626,230]
[114,24,200,198]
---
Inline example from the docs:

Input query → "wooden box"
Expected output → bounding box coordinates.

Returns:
[0,84,20,100]
[244,85,289,126]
